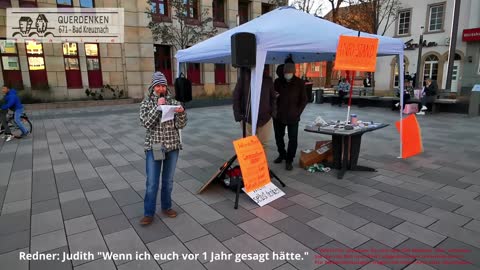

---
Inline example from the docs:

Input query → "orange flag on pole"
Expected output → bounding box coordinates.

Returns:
[395,114,423,159]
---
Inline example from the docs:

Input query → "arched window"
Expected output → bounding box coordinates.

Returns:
[423,55,439,81]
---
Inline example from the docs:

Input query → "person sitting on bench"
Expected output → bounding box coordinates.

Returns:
[416,78,437,115]
[337,78,350,107]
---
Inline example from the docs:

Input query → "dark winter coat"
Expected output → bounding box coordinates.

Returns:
[273,76,307,124]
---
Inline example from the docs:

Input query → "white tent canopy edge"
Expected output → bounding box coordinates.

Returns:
[175,6,405,157]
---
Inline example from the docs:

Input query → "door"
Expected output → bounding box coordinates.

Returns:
[450,60,460,92]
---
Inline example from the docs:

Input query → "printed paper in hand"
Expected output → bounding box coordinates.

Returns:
[157,105,180,123]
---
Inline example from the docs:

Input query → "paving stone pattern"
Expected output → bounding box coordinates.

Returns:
[0,104,480,269]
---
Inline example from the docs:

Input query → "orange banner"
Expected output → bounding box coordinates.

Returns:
[395,114,424,159]
[233,136,271,192]
[334,36,379,72]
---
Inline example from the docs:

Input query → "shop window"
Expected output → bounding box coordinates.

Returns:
[80,0,94,8]
[57,0,72,7]
[214,64,226,84]
[85,43,103,88]
[26,41,48,89]
[63,43,83,88]
[154,45,173,85]
[0,39,23,89]
[187,63,201,84]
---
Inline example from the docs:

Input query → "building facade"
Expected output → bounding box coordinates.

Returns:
[0,0,280,101]
[375,0,480,96]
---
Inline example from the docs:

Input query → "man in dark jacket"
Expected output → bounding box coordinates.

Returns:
[233,67,278,150]
[1,86,28,141]
[273,63,307,170]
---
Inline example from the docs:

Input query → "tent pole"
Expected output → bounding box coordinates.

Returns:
[398,53,404,158]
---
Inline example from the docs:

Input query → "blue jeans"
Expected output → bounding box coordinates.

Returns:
[14,108,29,135]
[144,149,179,217]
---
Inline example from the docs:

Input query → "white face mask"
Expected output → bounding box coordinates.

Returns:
[284,73,293,80]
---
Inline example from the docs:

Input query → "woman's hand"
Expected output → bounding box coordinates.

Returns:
[174,106,185,113]
[157,97,166,105]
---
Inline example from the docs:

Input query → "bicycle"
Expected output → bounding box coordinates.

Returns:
[0,110,33,136]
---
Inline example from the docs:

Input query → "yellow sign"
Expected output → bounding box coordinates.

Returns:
[233,136,271,193]
[334,36,379,72]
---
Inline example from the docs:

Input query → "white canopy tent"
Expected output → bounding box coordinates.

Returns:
[176,6,406,156]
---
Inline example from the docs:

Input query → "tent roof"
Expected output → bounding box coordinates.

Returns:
[176,6,404,64]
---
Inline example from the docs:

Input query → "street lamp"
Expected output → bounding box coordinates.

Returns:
[415,26,424,88]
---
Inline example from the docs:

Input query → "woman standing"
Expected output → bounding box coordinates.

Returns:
[139,72,187,225]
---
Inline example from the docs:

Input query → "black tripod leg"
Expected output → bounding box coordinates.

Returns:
[269,170,286,187]
[234,179,241,209]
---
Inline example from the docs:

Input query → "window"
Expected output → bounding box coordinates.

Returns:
[0,0,11,8]
[19,0,37,7]
[0,40,23,89]
[261,3,273,15]
[423,55,439,81]
[187,63,201,84]
[212,0,225,23]
[26,41,48,89]
[57,0,72,7]
[214,64,226,84]
[397,10,411,35]
[63,43,83,88]
[238,2,249,25]
[183,0,198,19]
[428,3,444,32]
[80,0,94,8]
[151,0,168,17]
[154,45,173,85]
[85,43,103,88]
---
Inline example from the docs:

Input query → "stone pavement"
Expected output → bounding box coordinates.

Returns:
[1,103,480,270]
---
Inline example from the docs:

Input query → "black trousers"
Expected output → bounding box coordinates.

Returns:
[0,110,11,134]
[337,92,346,106]
[273,119,299,162]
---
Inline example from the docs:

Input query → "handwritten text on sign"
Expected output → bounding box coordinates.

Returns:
[243,182,285,207]
[233,136,270,192]
[334,36,379,72]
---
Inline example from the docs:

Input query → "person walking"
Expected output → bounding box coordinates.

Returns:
[139,72,187,225]
[273,62,307,170]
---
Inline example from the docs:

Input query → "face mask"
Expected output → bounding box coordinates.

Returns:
[284,73,293,80]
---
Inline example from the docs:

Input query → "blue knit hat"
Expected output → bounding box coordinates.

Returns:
[151,71,168,87]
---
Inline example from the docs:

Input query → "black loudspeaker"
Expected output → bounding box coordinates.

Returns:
[231,32,256,68]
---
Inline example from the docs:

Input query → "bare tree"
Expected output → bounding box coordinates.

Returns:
[291,0,323,16]
[146,0,217,50]
[348,0,402,35]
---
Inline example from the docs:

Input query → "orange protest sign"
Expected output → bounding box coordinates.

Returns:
[334,36,379,72]
[395,114,424,159]
[233,136,271,192]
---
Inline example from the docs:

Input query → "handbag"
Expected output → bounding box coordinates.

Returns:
[403,103,418,114]
[152,143,165,161]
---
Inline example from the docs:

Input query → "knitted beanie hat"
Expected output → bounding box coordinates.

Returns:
[151,71,168,87]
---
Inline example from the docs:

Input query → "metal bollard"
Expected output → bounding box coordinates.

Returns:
[469,91,480,117]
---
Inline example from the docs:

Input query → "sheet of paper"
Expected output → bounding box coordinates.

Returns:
[242,182,285,207]
[157,105,180,123]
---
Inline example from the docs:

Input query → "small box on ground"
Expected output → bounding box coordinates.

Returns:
[299,140,333,168]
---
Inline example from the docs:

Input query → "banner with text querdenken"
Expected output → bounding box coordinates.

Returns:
[6,8,124,43]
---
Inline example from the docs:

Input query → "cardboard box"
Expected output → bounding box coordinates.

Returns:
[299,140,333,168]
